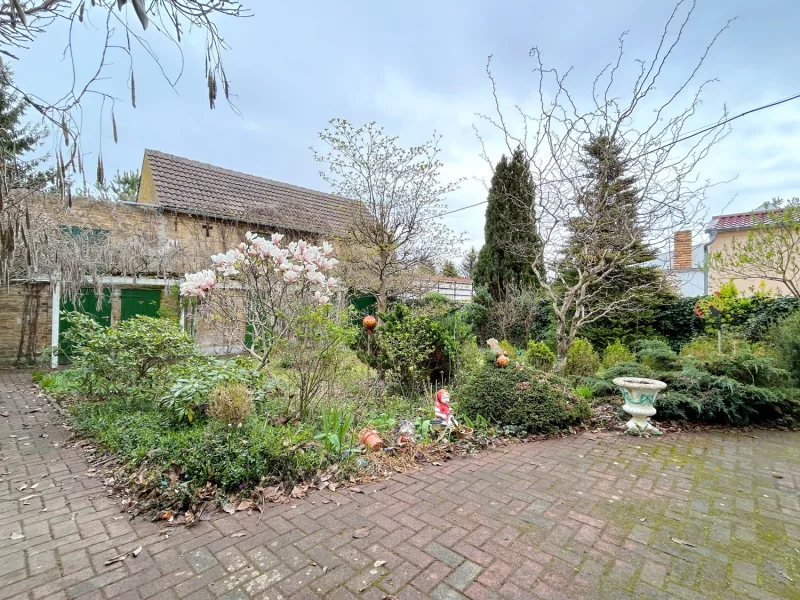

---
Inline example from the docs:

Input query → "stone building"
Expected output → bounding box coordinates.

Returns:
[1,150,351,366]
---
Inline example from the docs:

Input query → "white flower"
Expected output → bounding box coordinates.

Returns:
[283,270,300,284]
[271,232,284,244]
[322,241,333,255]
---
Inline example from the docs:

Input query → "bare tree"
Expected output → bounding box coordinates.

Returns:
[0,0,247,284]
[313,119,462,313]
[708,198,800,299]
[476,0,733,370]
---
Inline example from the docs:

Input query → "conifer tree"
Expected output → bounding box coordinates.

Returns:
[0,66,49,190]
[441,261,459,278]
[473,148,542,300]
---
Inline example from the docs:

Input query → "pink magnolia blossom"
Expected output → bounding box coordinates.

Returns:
[180,269,216,298]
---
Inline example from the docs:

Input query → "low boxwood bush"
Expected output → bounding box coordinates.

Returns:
[457,363,590,433]
[564,338,600,377]
[525,340,555,371]
[601,340,634,369]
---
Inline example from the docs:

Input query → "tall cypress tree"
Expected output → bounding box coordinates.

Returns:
[473,148,542,301]
[0,66,49,190]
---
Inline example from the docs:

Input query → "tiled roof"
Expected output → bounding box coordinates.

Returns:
[143,149,352,235]
[706,208,784,232]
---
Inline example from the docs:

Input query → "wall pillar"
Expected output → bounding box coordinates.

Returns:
[110,287,122,324]
[50,277,60,370]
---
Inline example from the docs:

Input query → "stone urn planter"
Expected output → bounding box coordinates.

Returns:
[612,377,667,435]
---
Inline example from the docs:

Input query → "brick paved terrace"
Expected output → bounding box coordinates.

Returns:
[1,370,799,599]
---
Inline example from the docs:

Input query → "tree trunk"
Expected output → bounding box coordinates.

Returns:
[554,322,573,374]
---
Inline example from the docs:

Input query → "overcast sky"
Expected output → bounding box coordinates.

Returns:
[18,0,800,256]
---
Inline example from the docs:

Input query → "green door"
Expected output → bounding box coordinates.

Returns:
[120,288,162,321]
[59,288,112,364]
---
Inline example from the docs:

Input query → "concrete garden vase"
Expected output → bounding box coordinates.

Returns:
[612,377,667,435]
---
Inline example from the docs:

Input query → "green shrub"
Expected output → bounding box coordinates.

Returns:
[161,358,258,423]
[525,340,555,371]
[635,339,682,371]
[601,340,634,369]
[65,313,199,399]
[458,363,590,433]
[590,359,800,427]
[208,384,254,425]
[70,398,322,494]
[564,339,600,377]
[373,302,473,395]
[772,311,800,384]
[701,351,788,387]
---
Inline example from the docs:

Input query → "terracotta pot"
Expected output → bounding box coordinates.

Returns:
[496,355,510,368]
[455,427,473,440]
[359,429,384,450]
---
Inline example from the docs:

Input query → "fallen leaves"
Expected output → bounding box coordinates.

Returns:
[132,546,142,557]
[231,532,248,538]
[670,537,696,548]
[221,502,236,515]
[9,531,24,540]
[352,526,371,539]
[373,560,386,567]
[236,500,253,512]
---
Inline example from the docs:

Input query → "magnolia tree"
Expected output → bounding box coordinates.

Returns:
[181,232,339,370]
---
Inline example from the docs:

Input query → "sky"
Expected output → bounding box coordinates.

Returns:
[17,0,800,258]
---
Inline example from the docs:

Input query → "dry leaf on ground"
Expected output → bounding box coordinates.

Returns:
[352,526,371,539]
[9,531,24,540]
[132,546,142,557]
[231,532,247,538]
[374,560,386,567]
[670,537,696,548]
[221,502,236,515]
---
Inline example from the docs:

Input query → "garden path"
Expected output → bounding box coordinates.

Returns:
[1,370,799,600]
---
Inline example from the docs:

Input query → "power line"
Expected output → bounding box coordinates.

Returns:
[425,90,800,222]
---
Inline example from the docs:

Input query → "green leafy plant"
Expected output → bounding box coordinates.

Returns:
[458,363,590,433]
[63,313,199,399]
[314,405,355,456]
[601,339,634,369]
[284,305,357,417]
[161,358,256,423]
[526,340,555,371]
[208,384,254,425]
[564,338,600,377]
[772,311,800,385]
[574,385,594,400]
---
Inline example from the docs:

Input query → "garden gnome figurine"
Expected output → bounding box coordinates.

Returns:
[435,389,453,426]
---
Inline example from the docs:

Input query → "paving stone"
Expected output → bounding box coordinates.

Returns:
[0,372,798,600]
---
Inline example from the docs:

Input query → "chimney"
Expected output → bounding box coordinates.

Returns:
[673,230,692,270]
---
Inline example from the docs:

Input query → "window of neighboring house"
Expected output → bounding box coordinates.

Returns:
[59,225,110,242]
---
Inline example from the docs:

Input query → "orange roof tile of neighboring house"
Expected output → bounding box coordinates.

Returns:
[423,275,474,283]
[706,208,785,232]
[142,149,352,235]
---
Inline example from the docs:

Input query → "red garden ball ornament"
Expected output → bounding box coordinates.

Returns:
[363,315,377,332]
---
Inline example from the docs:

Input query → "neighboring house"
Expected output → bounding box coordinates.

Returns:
[2,150,352,365]
[705,206,793,295]
[645,230,706,296]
